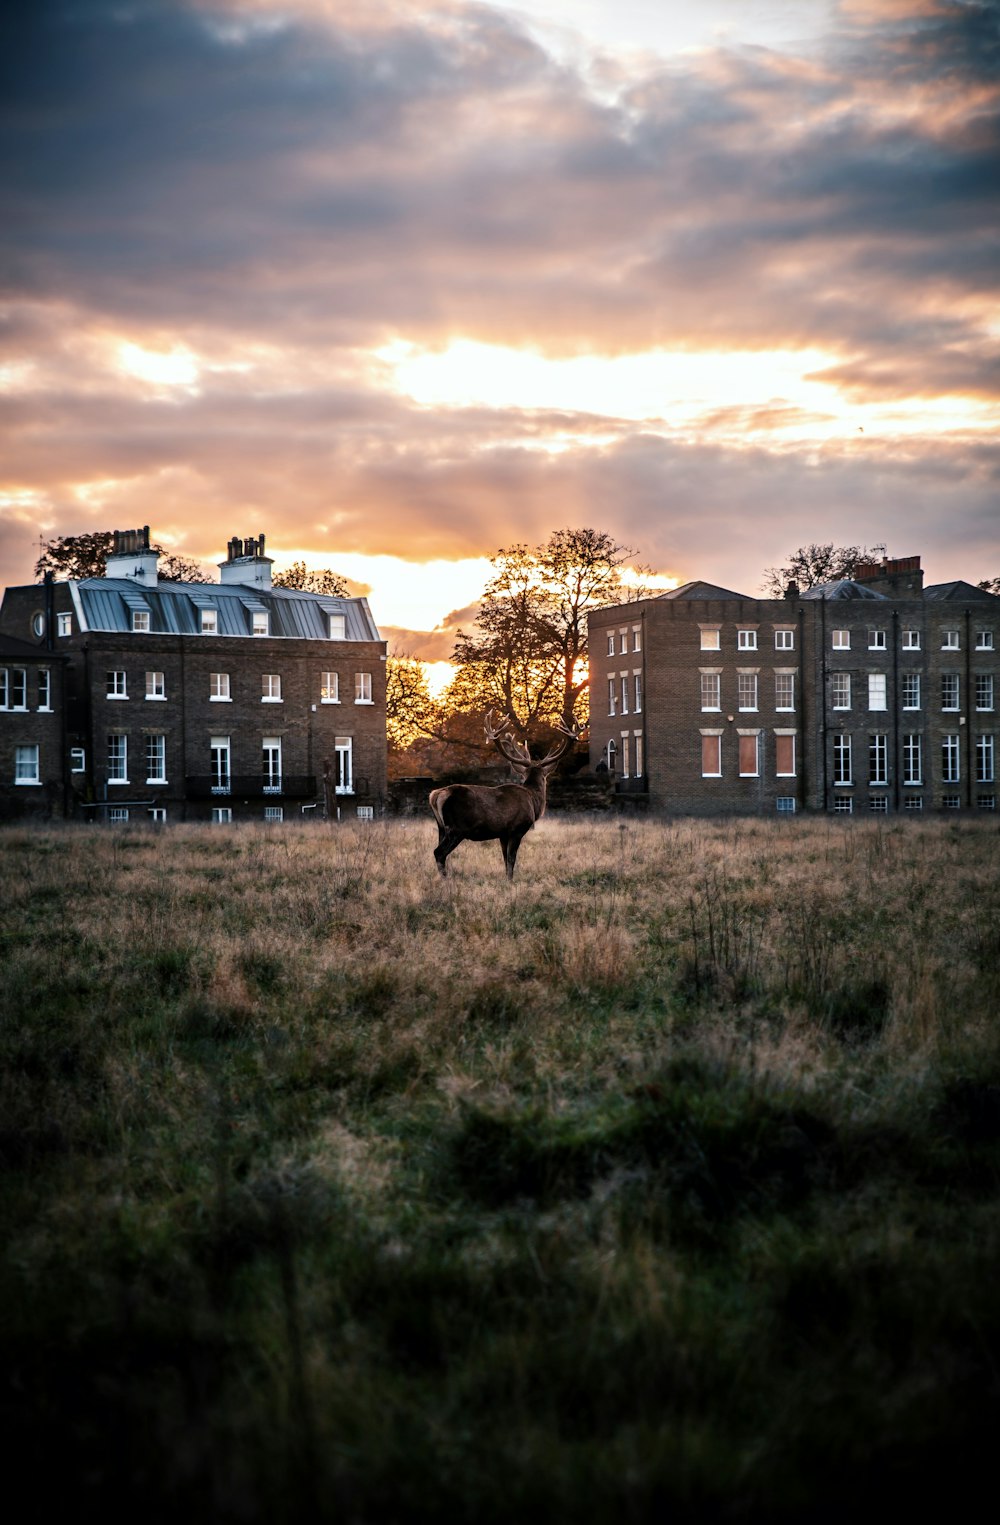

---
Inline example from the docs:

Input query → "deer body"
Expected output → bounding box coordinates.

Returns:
[430,713,579,880]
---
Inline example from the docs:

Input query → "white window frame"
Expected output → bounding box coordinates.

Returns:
[108,734,128,784]
[200,608,218,635]
[252,611,269,637]
[145,733,167,785]
[264,805,284,822]
[619,630,628,655]
[355,672,372,704]
[107,670,128,700]
[607,678,616,716]
[700,730,723,778]
[633,731,644,776]
[619,675,629,716]
[833,734,852,787]
[941,674,960,712]
[976,735,995,785]
[14,744,40,784]
[328,613,346,641]
[38,668,51,711]
[774,730,796,778]
[738,730,761,778]
[210,672,231,702]
[632,627,641,653]
[321,671,339,703]
[902,673,921,711]
[737,629,758,651]
[869,733,888,787]
[737,671,758,712]
[146,670,166,701]
[633,672,642,713]
[774,671,795,712]
[356,805,374,821]
[70,746,86,773]
[109,807,130,824]
[132,610,150,633]
[261,673,283,703]
[975,630,994,651]
[774,628,795,651]
[903,733,923,786]
[868,628,886,650]
[262,736,282,793]
[776,797,796,814]
[976,675,994,712]
[941,629,960,650]
[832,797,853,815]
[869,795,888,814]
[57,612,72,637]
[619,731,630,779]
[942,734,960,785]
[210,736,231,794]
[212,807,233,824]
[831,673,851,711]
[700,671,721,712]
[335,736,353,794]
[606,634,615,657]
[832,630,850,651]
[149,807,167,824]
[901,628,920,651]
[868,673,887,712]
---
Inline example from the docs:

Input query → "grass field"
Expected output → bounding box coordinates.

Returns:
[3,814,1000,1522]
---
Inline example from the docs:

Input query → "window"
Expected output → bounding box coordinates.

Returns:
[107,671,128,699]
[775,733,796,777]
[321,671,339,703]
[868,628,886,650]
[32,611,45,638]
[109,807,130,824]
[146,670,165,700]
[607,678,616,716]
[632,628,641,653]
[832,673,851,710]
[328,613,346,640]
[738,733,760,777]
[264,806,284,822]
[634,732,644,776]
[902,673,921,710]
[700,627,720,651]
[737,629,757,651]
[774,629,794,651]
[14,745,39,784]
[619,676,629,715]
[607,634,615,656]
[619,733,630,778]
[942,795,961,810]
[252,611,269,636]
[941,673,960,711]
[38,669,51,710]
[832,797,853,815]
[701,671,721,711]
[0,670,6,709]
[833,734,852,786]
[737,672,758,711]
[357,805,374,821]
[978,794,997,810]
[9,669,27,709]
[70,747,86,773]
[355,672,372,703]
[976,675,994,712]
[903,796,923,812]
[212,807,232,824]
[149,807,167,824]
[210,736,231,794]
[200,608,218,634]
[619,632,628,655]
[869,733,888,786]
[902,628,920,650]
[633,673,642,713]
[776,797,796,814]
[210,672,231,701]
[976,735,995,784]
[57,612,72,637]
[975,630,994,651]
[145,734,167,784]
[903,733,923,786]
[701,732,722,777]
[869,674,887,712]
[262,673,282,702]
[108,735,128,783]
[869,796,888,814]
[775,672,796,711]
[941,629,960,650]
[335,736,353,794]
[942,735,960,784]
[832,630,850,650]
[606,739,617,772]
[262,736,282,793]
[132,610,150,632]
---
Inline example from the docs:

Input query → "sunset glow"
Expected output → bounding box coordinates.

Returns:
[1,0,997,641]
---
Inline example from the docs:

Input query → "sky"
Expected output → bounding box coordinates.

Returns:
[1,0,998,666]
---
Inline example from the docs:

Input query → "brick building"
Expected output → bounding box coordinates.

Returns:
[588,556,999,816]
[0,528,387,823]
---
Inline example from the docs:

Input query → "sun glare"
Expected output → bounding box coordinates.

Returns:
[118,342,200,389]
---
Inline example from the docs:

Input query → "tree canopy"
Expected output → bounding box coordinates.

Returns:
[272,561,349,596]
[35,531,205,582]
[977,577,1000,595]
[761,543,884,598]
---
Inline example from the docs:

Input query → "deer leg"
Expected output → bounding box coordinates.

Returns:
[434,829,464,877]
[504,828,528,880]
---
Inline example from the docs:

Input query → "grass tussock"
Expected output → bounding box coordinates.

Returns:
[2,814,1000,1523]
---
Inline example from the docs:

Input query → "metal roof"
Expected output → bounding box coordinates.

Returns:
[800,580,889,601]
[76,578,382,640]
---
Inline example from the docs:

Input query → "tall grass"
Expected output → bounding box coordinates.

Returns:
[2,816,1000,1522]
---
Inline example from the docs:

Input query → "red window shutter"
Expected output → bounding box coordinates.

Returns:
[702,735,720,774]
[739,735,758,775]
[775,735,794,776]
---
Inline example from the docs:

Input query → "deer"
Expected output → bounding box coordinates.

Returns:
[429,711,581,879]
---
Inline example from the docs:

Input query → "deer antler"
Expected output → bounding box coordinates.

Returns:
[535,715,583,767]
[484,710,532,766]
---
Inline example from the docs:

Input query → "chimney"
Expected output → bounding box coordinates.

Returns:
[219,532,273,589]
[785,580,799,599]
[854,554,924,597]
[104,525,160,587]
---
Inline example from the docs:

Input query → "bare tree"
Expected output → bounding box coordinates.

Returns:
[35,531,204,581]
[273,561,349,596]
[761,543,884,598]
[977,577,1000,595]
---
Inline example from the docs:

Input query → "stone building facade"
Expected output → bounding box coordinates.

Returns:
[588,556,999,816]
[0,529,387,823]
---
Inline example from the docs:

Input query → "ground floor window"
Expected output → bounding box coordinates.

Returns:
[357,805,374,821]
[335,736,353,794]
[212,807,233,823]
[978,794,996,810]
[14,744,39,783]
[264,806,284,822]
[869,796,888,813]
[776,797,795,814]
[832,797,853,814]
[109,807,129,824]
[148,807,167,823]
[701,732,722,777]
[903,796,923,811]
[942,795,961,809]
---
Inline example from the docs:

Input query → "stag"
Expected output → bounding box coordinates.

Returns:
[430,712,580,879]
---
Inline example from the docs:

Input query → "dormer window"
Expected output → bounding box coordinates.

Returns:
[328,613,346,640]
[201,608,218,635]
[252,611,269,637]
[132,610,150,632]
